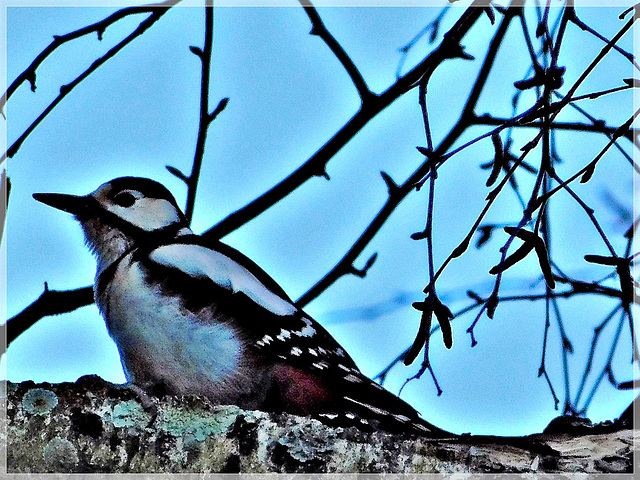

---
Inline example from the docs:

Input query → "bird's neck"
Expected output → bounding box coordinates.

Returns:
[82,219,136,275]
[81,217,193,275]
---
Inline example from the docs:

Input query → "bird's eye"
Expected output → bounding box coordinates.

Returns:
[113,192,137,207]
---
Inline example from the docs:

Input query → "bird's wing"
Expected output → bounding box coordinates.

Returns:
[145,239,447,436]
[145,239,359,367]
[150,241,297,317]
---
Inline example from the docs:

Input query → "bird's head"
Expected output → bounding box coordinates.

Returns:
[34,177,191,270]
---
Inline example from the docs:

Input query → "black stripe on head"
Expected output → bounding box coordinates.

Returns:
[91,177,188,241]
[107,177,180,205]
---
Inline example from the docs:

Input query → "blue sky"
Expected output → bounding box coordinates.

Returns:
[2,0,638,436]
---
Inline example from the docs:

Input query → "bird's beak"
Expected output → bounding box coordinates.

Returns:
[33,192,89,215]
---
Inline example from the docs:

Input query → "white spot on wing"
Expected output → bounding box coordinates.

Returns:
[257,334,274,348]
[344,396,389,416]
[277,329,291,341]
[319,413,338,420]
[295,324,316,337]
[344,374,363,383]
[150,244,297,316]
[292,318,316,337]
[291,346,302,356]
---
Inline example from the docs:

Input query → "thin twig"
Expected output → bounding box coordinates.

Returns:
[180,2,228,224]
[407,78,440,385]
[1,0,180,113]
[533,109,640,212]
[552,92,640,171]
[545,11,639,127]
[298,0,373,101]
[0,169,9,245]
[473,113,640,150]
[573,305,623,412]
[539,289,561,410]
[578,309,627,414]
[547,170,617,257]
[395,4,451,78]
[538,127,559,409]
[567,4,639,70]
[2,0,180,163]
[549,296,573,414]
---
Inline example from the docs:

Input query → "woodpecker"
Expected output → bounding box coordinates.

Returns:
[34,177,448,436]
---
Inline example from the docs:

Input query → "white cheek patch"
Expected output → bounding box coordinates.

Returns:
[107,198,182,231]
[150,243,298,317]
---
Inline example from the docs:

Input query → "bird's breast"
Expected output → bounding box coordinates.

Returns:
[96,254,255,403]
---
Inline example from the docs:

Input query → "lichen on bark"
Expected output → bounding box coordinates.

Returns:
[4,375,637,474]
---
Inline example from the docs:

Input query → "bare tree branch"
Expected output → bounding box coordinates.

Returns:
[3,285,95,354]
[1,0,181,164]
[0,169,9,245]
[298,0,374,101]
[473,113,640,151]
[201,0,493,242]
[1,0,181,113]
[533,109,640,213]
[375,278,634,386]
[165,1,228,224]
[566,4,639,70]
[297,2,520,307]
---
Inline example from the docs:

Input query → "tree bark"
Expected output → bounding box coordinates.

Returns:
[5,376,637,474]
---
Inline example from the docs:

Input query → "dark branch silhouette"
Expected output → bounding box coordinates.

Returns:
[298,0,373,101]
[3,285,94,354]
[1,0,180,113]
[201,0,492,242]
[165,1,228,224]
[473,114,640,150]
[1,0,181,164]
[0,169,9,244]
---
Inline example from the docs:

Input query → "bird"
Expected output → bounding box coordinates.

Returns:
[33,176,449,436]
